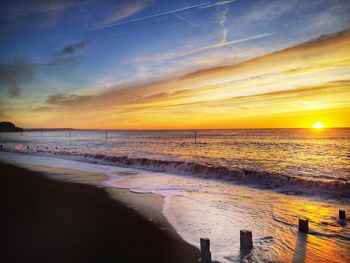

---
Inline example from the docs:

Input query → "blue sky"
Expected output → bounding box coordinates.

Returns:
[0,0,349,128]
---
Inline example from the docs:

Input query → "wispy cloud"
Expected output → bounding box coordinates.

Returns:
[101,0,236,29]
[219,7,229,43]
[0,60,34,97]
[0,0,73,28]
[46,93,92,106]
[129,32,277,64]
[96,1,148,29]
[203,0,236,8]
[0,50,84,99]
[27,29,350,128]
[0,0,72,17]
[148,0,198,28]
[240,0,298,25]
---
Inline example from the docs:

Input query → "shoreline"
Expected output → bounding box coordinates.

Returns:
[0,161,200,263]
[5,160,179,236]
[0,148,348,200]
[2,153,349,262]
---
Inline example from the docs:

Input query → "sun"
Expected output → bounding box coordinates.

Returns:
[312,121,325,129]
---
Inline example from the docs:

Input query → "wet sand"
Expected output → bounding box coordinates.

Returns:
[0,162,200,263]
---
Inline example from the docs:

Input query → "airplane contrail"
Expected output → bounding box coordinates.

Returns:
[130,32,278,64]
[103,0,236,29]
[202,0,236,8]
[148,0,198,28]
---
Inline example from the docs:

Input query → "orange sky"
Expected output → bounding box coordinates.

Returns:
[3,30,350,129]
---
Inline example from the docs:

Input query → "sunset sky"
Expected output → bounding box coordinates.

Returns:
[0,0,349,129]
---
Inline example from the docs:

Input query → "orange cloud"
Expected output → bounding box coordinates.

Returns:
[7,29,350,129]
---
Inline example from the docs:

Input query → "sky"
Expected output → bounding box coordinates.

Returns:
[0,0,349,129]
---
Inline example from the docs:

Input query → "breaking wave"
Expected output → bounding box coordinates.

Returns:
[1,143,349,199]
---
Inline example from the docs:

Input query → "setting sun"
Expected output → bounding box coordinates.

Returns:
[312,121,325,129]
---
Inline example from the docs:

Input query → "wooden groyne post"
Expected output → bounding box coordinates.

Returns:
[339,210,346,220]
[298,219,308,233]
[200,238,211,263]
[105,131,108,140]
[240,230,253,251]
[194,131,197,143]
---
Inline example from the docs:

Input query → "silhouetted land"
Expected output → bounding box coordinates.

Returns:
[0,162,199,263]
[0,122,23,132]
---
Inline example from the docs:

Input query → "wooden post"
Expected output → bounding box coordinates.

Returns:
[200,238,211,263]
[240,230,253,251]
[339,210,346,220]
[298,219,308,233]
[194,131,197,143]
[41,131,42,137]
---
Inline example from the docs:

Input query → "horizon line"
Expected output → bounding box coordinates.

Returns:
[19,127,350,131]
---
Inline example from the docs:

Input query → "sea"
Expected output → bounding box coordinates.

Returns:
[0,128,349,262]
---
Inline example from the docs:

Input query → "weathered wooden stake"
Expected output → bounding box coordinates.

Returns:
[240,229,253,251]
[298,219,308,233]
[194,131,197,143]
[200,238,211,263]
[339,210,346,220]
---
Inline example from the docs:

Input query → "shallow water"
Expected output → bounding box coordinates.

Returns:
[1,152,349,263]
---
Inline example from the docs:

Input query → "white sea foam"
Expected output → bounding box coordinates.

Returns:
[1,152,349,263]
[1,145,349,198]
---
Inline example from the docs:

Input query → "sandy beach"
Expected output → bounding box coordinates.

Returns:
[0,161,200,263]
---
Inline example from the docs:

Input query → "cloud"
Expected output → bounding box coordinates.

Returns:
[202,0,236,8]
[129,32,277,64]
[0,60,34,97]
[148,0,198,27]
[299,1,350,34]
[219,7,229,44]
[0,0,73,27]
[11,27,350,129]
[115,80,350,114]
[58,40,88,56]
[59,29,350,109]
[46,93,92,107]
[0,51,83,100]
[0,0,72,17]
[239,0,298,25]
[101,0,236,29]
[97,1,148,28]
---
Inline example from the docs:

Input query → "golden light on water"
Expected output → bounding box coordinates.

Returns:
[312,121,325,129]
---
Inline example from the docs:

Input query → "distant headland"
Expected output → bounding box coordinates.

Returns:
[0,122,23,132]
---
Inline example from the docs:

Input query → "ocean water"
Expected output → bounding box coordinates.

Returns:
[0,129,349,197]
[0,129,349,262]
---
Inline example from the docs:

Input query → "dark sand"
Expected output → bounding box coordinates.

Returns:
[0,162,200,263]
